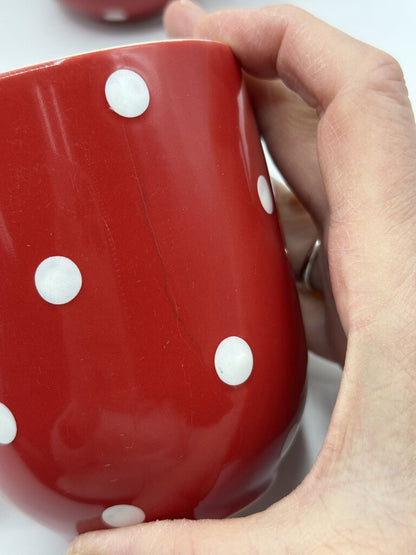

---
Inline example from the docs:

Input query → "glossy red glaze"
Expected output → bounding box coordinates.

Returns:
[0,40,306,537]
[57,0,168,21]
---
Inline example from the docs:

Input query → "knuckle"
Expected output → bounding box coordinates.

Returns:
[364,48,408,100]
[369,49,403,81]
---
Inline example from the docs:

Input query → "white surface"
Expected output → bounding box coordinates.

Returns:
[0,0,415,553]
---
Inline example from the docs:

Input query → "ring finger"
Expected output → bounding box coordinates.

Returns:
[274,180,345,363]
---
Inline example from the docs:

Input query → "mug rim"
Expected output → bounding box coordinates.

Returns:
[0,39,231,82]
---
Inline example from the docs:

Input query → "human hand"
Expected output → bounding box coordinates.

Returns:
[68,3,416,552]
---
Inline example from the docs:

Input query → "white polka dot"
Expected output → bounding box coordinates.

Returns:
[257,175,274,214]
[102,505,146,527]
[105,69,150,118]
[102,8,129,21]
[0,402,17,445]
[214,336,253,386]
[35,256,82,305]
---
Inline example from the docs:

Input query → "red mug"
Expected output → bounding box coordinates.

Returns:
[0,40,307,538]
[57,0,168,21]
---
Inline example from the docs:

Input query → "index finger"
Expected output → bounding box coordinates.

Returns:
[164,2,416,336]
[164,3,414,215]
[174,4,405,113]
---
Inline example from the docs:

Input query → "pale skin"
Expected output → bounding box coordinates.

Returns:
[68,3,416,553]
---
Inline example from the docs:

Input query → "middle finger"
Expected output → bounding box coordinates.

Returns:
[245,75,328,227]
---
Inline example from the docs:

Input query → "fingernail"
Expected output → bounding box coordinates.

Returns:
[164,0,205,38]
[67,533,103,555]
[67,529,140,555]
[66,536,81,555]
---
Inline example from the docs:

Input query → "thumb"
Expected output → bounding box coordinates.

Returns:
[67,514,263,555]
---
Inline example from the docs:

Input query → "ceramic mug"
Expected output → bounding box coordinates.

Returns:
[0,40,307,538]
[57,0,168,21]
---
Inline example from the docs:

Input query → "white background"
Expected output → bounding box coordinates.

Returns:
[0,1,414,553]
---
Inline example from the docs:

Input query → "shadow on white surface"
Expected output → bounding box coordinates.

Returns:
[236,354,341,516]
[0,495,69,555]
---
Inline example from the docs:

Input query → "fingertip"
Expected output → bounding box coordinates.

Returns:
[66,534,83,555]
[67,530,115,555]
[163,0,206,38]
